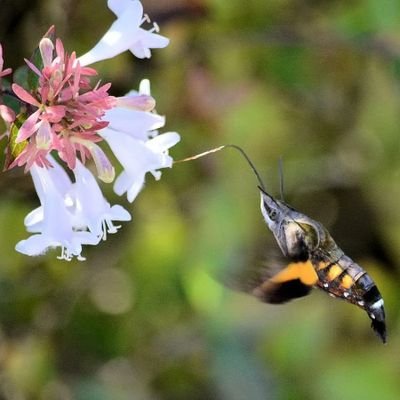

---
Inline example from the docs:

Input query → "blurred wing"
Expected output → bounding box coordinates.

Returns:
[252,260,318,304]
[224,253,318,304]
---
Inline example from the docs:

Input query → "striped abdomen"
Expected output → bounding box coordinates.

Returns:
[315,254,386,343]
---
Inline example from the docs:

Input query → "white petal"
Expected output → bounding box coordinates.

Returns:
[150,170,162,180]
[103,130,178,202]
[29,163,49,206]
[15,235,54,256]
[112,169,145,203]
[139,79,151,95]
[109,205,132,221]
[72,162,109,235]
[17,163,99,260]
[136,29,170,49]
[129,44,150,59]
[108,0,139,16]
[102,109,165,140]
[146,132,180,152]
[127,177,145,203]
[104,130,160,170]
[27,159,73,232]
[46,156,73,196]
[113,166,145,203]
[78,2,143,66]
[129,29,169,59]
[72,161,131,238]
[126,184,144,203]
[24,207,44,232]
[113,170,130,197]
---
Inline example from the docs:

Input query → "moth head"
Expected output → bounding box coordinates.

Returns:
[259,187,321,259]
[259,188,284,231]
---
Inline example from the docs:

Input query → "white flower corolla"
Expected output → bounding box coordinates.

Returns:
[16,163,100,261]
[103,101,165,141]
[103,79,164,141]
[78,0,169,66]
[71,160,131,240]
[18,156,128,261]
[107,0,169,59]
[23,155,72,233]
[100,128,180,202]
[100,79,180,202]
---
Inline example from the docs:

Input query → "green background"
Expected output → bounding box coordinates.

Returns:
[0,0,400,398]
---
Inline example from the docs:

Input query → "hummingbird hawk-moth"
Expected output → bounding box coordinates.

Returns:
[257,185,386,343]
[176,145,387,343]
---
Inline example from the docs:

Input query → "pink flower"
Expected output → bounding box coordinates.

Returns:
[0,44,15,124]
[10,37,116,178]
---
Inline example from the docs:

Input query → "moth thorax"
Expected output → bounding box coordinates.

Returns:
[283,221,320,261]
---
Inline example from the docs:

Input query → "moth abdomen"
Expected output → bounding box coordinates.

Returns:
[316,255,386,343]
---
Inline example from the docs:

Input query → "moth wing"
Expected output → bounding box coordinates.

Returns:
[224,251,318,304]
[252,260,318,304]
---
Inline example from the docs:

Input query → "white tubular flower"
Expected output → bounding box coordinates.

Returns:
[78,0,169,66]
[24,155,72,233]
[71,160,131,240]
[103,79,165,141]
[100,79,180,202]
[16,163,100,261]
[103,97,165,141]
[100,128,180,202]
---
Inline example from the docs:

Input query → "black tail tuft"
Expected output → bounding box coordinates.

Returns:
[371,319,387,344]
[363,285,386,344]
[367,300,386,344]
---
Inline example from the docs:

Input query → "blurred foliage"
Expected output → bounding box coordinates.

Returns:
[1,0,400,399]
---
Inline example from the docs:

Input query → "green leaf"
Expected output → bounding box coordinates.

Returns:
[3,92,21,115]
[3,113,28,170]
[13,65,29,88]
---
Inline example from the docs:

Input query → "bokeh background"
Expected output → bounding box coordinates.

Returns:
[1,0,400,399]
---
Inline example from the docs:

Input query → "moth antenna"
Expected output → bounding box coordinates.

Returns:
[174,144,266,190]
[278,157,285,201]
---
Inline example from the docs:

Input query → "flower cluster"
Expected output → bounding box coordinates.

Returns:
[0,0,180,261]
[11,38,116,175]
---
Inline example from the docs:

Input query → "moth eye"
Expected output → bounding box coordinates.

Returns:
[269,209,278,221]
[262,201,279,221]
